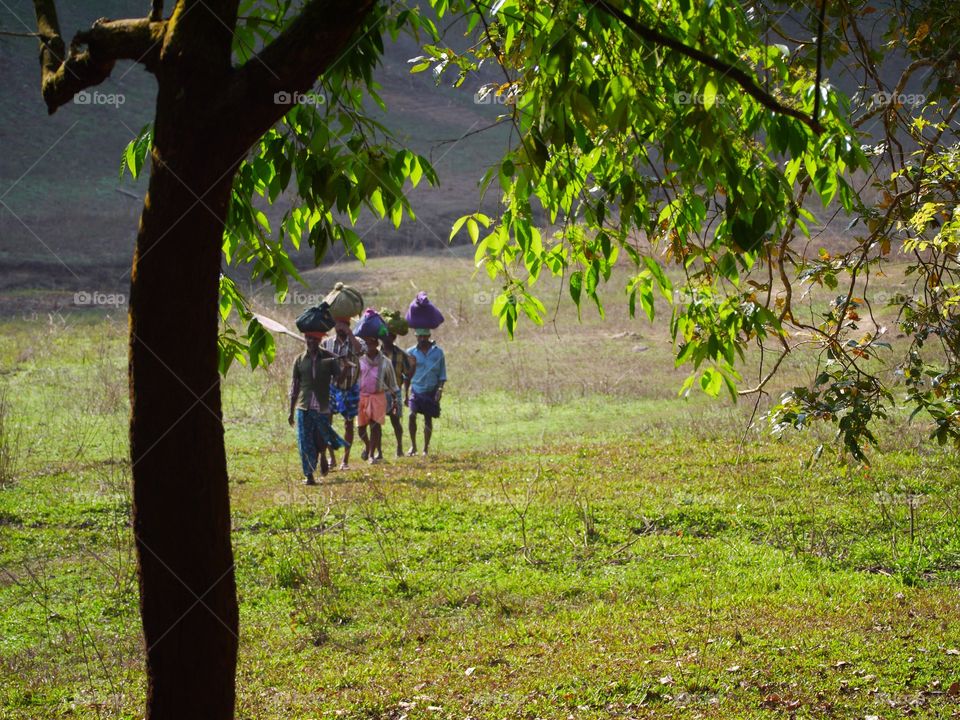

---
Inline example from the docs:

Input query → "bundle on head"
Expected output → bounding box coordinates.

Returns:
[379,309,409,336]
[295,300,335,333]
[353,308,388,339]
[405,291,444,330]
[323,282,364,320]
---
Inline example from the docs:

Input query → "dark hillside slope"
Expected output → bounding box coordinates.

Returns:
[0,1,508,291]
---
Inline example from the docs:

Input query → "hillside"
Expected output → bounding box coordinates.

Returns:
[0,0,509,292]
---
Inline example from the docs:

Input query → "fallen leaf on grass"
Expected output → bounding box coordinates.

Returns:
[948,681,960,697]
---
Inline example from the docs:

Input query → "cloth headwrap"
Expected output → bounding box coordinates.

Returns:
[414,327,432,336]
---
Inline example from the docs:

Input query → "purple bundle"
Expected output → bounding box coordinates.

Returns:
[405,292,444,330]
[353,308,388,339]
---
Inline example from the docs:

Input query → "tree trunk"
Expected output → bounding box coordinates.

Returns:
[129,89,240,719]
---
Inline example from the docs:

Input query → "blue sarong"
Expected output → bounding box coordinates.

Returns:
[296,409,349,477]
[329,383,360,420]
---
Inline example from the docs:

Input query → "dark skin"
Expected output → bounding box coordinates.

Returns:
[380,332,415,458]
[357,336,383,462]
[326,320,363,470]
[408,332,444,457]
[289,335,335,481]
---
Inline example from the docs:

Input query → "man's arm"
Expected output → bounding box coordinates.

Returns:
[383,358,399,394]
[288,359,299,426]
[349,333,363,355]
[404,353,416,402]
[325,356,340,379]
[436,351,446,400]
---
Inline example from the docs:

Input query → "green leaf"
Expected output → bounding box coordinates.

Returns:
[700,368,723,397]
[569,270,583,308]
[702,78,718,110]
[450,214,469,241]
[120,124,153,180]
[341,227,366,263]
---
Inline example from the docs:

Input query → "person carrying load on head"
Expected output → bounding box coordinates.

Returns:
[288,327,348,485]
[379,308,417,459]
[353,309,399,464]
[320,282,365,471]
[405,292,446,456]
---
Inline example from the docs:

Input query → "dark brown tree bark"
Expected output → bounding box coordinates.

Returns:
[129,109,242,720]
[30,0,375,717]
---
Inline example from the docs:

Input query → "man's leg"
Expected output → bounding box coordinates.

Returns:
[386,392,402,458]
[318,443,329,476]
[423,416,433,455]
[297,410,318,484]
[389,413,403,457]
[358,421,370,460]
[342,418,355,468]
[408,412,418,456]
[327,394,339,469]
[312,426,330,477]
[371,421,382,461]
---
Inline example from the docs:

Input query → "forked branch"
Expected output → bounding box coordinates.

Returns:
[32,0,166,114]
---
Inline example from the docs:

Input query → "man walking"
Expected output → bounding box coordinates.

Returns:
[406,328,446,456]
[288,332,348,484]
[323,319,363,470]
[380,314,416,458]
[357,335,399,464]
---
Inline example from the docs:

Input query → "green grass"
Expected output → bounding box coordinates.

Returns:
[1,256,960,718]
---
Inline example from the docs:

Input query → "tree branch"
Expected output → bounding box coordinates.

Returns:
[32,0,166,114]
[589,0,825,134]
[222,0,377,151]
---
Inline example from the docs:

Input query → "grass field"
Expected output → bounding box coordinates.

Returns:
[1,254,959,719]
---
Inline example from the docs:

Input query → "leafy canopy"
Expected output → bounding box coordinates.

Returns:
[122,0,960,459]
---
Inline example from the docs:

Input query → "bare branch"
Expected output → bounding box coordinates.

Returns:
[589,0,825,134]
[223,0,377,150]
[32,0,166,114]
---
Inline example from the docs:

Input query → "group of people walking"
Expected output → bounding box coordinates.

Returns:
[288,285,447,485]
